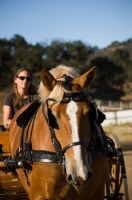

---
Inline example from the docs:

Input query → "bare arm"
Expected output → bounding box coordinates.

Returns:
[3,105,13,129]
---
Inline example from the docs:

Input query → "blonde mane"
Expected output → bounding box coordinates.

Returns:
[38,65,80,107]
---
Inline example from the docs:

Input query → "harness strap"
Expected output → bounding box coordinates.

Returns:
[62,141,91,153]
[16,100,40,128]
[42,103,64,164]
[31,150,59,163]
[91,149,108,159]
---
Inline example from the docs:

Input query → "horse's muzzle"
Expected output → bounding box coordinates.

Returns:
[67,171,92,188]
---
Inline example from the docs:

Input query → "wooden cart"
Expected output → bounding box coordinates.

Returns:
[0,131,29,200]
[104,134,129,200]
[0,131,129,200]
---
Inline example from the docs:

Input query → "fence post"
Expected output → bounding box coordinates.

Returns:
[114,111,118,125]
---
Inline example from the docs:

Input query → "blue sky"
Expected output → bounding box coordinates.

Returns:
[0,0,132,49]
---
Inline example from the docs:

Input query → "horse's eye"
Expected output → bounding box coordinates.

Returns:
[62,96,70,103]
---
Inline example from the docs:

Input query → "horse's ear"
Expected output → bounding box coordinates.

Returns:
[72,66,96,88]
[40,68,57,91]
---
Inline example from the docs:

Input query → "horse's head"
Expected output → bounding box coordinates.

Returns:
[38,65,96,188]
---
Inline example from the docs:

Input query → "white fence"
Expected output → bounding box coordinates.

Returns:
[96,100,132,111]
[102,109,132,126]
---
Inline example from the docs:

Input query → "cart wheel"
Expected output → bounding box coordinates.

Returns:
[104,134,129,200]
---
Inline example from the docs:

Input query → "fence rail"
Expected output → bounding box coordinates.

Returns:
[96,100,132,112]
[102,109,132,126]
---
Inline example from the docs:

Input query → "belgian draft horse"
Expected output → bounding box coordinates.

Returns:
[8,65,109,200]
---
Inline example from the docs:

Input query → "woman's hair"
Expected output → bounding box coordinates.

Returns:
[12,68,37,109]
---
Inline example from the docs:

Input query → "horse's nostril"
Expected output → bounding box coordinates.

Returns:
[67,174,72,182]
[88,171,93,181]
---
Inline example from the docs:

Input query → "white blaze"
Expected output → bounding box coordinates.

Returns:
[66,101,85,178]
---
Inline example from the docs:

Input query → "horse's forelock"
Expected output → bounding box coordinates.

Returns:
[48,84,65,108]
[50,65,80,79]
[38,83,65,107]
[38,65,80,104]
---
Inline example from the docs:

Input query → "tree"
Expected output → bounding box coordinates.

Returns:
[0,35,46,91]
[0,39,14,90]
[111,49,130,64]
[45,40,93,73]
[111,49,132,82]
[89,57,126,100]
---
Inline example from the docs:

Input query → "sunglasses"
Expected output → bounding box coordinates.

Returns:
[17,76,32,81]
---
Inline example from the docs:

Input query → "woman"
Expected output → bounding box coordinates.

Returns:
[3,68,39,129]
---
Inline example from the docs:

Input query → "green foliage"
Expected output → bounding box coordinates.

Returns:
[89,57,126,100]
[111,49,130,65]
[0,35,131,100]
[0,39,14,90]
[111,49,132,81]
[45,40,92,71]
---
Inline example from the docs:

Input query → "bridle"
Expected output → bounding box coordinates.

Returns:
[42,92,92,169]
[42,74,97,169]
